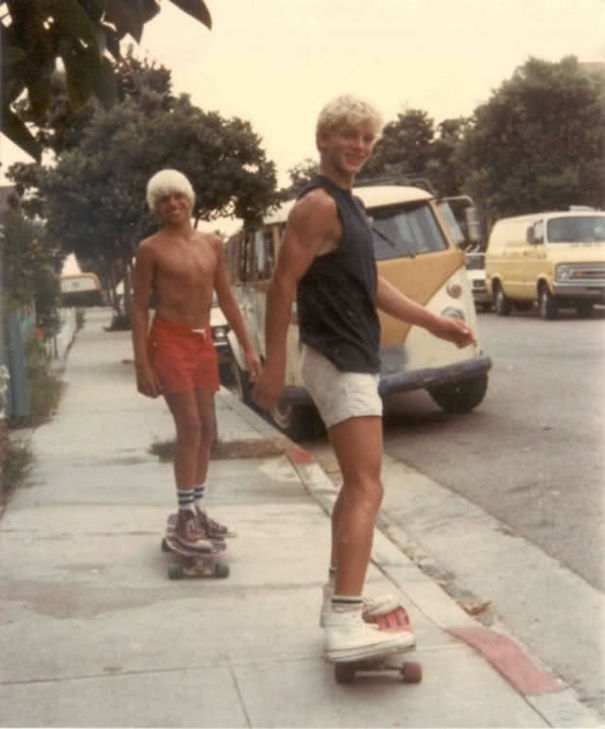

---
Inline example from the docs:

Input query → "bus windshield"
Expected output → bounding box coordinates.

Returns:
[547,216,605,243]
[369,202,449,260]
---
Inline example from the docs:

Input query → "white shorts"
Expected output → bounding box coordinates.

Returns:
[300,345,382,429]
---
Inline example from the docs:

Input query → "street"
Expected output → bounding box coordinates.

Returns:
[300,305,605,717]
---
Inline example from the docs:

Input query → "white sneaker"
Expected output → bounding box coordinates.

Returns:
[319,583,401,627]
[324,608,416,662]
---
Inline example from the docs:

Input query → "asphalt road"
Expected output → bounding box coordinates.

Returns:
[380,306,605,592]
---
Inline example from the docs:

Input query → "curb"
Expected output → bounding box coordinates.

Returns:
[217,388,601,728]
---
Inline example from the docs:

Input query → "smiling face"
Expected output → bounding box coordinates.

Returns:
[317,120,377,182]
[154,191,192,227]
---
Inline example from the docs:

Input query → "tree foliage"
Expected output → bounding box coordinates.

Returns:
[356,109,469,197]
[461,56,605,221]
[1,210,63,335]
[1,0,211,159]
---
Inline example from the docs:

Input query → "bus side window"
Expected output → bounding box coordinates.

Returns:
[262,227,275,278]
[240,232,253,282]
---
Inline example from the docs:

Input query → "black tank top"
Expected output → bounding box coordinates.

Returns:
[296,175,380,373]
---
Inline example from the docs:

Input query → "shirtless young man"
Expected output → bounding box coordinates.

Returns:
[133,169,261,551]
[253,96,476,661]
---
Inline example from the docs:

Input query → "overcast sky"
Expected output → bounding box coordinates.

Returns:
[1,0,604,192]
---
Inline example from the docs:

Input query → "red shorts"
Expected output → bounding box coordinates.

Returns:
[147,318,220,395]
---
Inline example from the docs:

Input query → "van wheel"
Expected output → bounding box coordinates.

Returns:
[575,301,593,318]
[270,402,325,440]
[494,285,511,316]
[538,285,558,320]
[428,375,488,414]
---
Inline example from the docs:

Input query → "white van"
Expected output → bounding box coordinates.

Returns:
[485,209,605,319]
[226,184,492,437]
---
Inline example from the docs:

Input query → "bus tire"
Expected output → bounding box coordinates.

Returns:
[428,375,488,414]
[269,402,325,440]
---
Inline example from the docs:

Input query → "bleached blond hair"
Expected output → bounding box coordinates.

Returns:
[146,169,195,211]
[316,95,383,140]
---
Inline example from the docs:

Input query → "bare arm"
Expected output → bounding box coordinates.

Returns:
[212,238,261,379]
[376,275,476,348]
[132,241,162,397]
[253,190,340,409]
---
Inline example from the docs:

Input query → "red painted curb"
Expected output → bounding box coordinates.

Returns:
[448,626,563,696]
[286,448,313,465]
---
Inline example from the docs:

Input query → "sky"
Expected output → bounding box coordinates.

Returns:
[1,0,604,214]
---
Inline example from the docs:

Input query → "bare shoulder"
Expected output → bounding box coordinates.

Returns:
[196,231,222,250]
[136,232,162,258]
[290,187,337,225]
[286,188,340,252]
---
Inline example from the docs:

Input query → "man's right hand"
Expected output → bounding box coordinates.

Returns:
[136,363,162,398]
[252,364,285,411]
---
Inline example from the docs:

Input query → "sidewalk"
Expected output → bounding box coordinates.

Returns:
[0,309,599,728]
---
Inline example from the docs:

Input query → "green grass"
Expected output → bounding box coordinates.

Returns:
[25,338,64,423]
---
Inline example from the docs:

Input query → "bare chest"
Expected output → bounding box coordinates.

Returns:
[155,242,217,287]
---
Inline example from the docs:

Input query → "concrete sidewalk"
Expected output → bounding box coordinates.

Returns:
[0,309,599,728]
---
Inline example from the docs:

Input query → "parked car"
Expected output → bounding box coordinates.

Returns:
[60,273,104,307]
[465,252,491,311]
[210,293,234,385]
[485,209,605,319]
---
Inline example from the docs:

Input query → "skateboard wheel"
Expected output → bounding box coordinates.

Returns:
[161,538,170,553]
[214,561,229,578]
[401,661,422,683]
[334,663,356,684]
[168,564,183,580]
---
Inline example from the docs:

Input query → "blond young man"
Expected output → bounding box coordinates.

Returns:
[253,96,476,661]
[133,169,261,551]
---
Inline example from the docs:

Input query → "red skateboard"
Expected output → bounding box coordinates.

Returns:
[332,605,422,684]
[161,513,229,580]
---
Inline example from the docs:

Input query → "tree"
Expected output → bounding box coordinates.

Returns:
[282,158,318,198]
[461,56,605,222]
[1,210,63,336]
[1,0,211,159]
[360,109,435,183]
[16,91,278,315]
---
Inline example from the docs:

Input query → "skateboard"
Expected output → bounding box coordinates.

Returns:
[161,513,229,580]
[331,605,422,684]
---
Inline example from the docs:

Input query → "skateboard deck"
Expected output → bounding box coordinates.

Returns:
[331,605,422,684]
[161,514,229,580]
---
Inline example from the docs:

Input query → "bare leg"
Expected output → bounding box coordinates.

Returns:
[328,416,383,596]
[193,389,216,485]
[164,391,202,491]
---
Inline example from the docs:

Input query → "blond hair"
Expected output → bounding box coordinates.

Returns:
[146,169,195,211]
[316,95,383,139]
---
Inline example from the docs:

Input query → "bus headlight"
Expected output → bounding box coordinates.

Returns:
[446,282,462,298]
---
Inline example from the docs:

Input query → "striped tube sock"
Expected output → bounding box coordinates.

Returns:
[331,594,363,613]
[177,489,196,513]
[194,485,206,510]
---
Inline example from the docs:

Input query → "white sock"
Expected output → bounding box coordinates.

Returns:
[331,595,363,613]
[194,485,205,511]
[177,489,196,513]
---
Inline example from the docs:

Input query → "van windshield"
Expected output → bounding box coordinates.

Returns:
[547,216,605,243]
[369,202,448,260]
